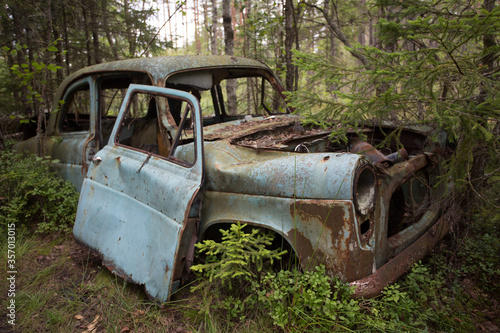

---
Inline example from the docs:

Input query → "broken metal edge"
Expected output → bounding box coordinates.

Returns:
[73,235,169,304]
[349,206,454,299]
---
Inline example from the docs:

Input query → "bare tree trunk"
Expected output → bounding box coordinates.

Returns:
[81,3,93,65]
[314,0,370,68]
[482,0,496,69]
[184,1,188,53]
[369,18,376,46]
[358,0,366,46]
[62,4,71,75]
[231,0,237,47]
[194,0,201,53]
[203,0,211,53]
[285,0,295,91]
[124,0,136,57]
[164,0,173,48]
[293,2,301,92]
[90,0,100,63]
[36,0,53,156]
[223,0,237,115]
[243,0,251,57]
[51,3,64,82]
[102,0,119,59]
[244,0,252,112]
[211,0,218,55]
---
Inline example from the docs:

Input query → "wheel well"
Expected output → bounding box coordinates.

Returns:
[200,222,300,270]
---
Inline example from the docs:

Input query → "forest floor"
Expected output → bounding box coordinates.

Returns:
[1,225,499,332]
[1,194,500,332]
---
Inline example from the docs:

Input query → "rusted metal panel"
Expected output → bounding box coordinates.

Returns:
[288,200,374,281]
[200,192,375,282]
[200,140,362,200]
[48,133,91,191]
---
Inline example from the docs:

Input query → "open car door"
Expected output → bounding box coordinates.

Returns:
[73,84,204,301]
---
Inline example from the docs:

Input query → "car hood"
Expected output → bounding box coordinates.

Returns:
[201,140,362,200]
[175,116,364,200]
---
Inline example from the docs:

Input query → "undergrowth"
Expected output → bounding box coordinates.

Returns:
[0,143,79,234]
[189,219,497,332]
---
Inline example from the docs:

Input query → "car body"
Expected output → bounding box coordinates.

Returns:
[15,55,452,301]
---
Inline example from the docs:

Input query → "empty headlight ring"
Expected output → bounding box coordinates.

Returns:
[353,162,376,216]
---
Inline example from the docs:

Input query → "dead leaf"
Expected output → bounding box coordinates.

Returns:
[74,314,84,320]
[83,315,100,333]
[120,327,130,332]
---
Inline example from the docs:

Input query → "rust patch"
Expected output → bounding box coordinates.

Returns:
[288,201,373,282]
[351,139,392,168]
[292,202,346,239]
[103,258,134,283]
[204,117,294,141]
[286,228,327,270]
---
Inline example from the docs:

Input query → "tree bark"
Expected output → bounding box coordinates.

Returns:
[482,0,496,69]
[211,0,218,54]
[62,3,71,75]
[90,0,100,63]
[102,0,119,60]
[124,0,136,57]
[244,0,252,111]
[194,0,201,53]
[285,0,295,91]
[81,2,93,65]
[223,0,237,115]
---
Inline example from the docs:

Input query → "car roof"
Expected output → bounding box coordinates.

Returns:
[58,55,270,91]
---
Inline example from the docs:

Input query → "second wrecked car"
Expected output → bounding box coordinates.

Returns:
[15,55,453,300]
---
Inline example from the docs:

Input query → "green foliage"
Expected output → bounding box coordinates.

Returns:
[190,222,287,290]
[454,206,500,292]
[0,59,19,116]
[190,227,480,332]
[368,263,447,331]
[6,41,62,107]
[0,144,79,234]
[1,0,166,121]
[256,265,361,330]
[288,0,500,196]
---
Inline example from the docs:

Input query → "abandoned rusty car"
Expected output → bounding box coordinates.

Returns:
[15,56,452,301]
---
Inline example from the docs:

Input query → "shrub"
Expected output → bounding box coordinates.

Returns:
[457,211,500,292]
[256,265,361,330]
[190,222,287,290]
[0,144,79,234]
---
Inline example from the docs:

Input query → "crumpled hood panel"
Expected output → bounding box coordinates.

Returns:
[200,140,362,200]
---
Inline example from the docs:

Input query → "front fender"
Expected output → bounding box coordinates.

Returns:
[200,191,375,282]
